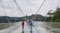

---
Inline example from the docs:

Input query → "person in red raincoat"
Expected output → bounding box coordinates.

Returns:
[22,21,24,33]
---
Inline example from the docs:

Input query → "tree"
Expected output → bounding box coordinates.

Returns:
[45,10,54,22]
[46,7,60,22]
[53,8,60,22]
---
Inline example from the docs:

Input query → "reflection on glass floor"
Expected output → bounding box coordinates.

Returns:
[0,22,60,33]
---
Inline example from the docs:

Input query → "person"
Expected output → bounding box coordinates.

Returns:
[28,19,34,33]
[29,19,34,27]
[26,18,34,28]
[22,21,24,33]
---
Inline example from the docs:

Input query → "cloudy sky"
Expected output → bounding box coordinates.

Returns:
[0,0,60,17]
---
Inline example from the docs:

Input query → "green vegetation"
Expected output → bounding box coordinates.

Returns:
[45,7,60,22]
[0,14,46,23]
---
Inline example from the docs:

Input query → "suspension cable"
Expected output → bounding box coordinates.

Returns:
[0,0,12,33]
[13,0,25,16]
[0,0,12,27]
[12,0,52,33]
[7,0,19,22]
[35,0,46,14]
[32,0,46,20]
[57,0,60,7]
[8,0,22,22]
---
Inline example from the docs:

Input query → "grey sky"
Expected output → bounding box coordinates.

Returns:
[0,0,60,17]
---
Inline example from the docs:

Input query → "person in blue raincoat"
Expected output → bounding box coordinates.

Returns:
[27,19,34,33]
[26,18,34,28]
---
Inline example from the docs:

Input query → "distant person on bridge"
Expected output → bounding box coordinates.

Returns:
[22,21,24,33]
[26,18,34,28]
[26,18,34,33]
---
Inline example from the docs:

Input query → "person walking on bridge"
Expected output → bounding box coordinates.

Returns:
[22,21,24,33]
[26,18,34,33]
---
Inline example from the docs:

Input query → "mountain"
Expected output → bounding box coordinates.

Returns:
[19,14,47,21]
[0,14,47,23]
[0,16,19,23]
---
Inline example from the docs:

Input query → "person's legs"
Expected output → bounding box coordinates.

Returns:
[30,26,33,33]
